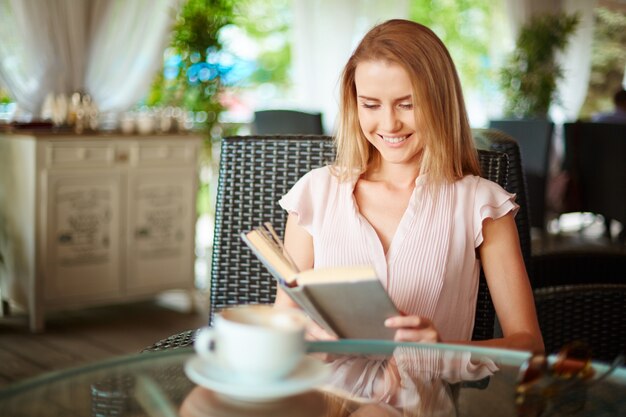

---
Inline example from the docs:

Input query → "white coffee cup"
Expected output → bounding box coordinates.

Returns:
[194,305,307,382]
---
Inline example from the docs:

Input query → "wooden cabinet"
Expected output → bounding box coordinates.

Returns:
[0,133,201,331]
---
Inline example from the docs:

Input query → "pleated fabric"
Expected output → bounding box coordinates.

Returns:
[279,166,517,342]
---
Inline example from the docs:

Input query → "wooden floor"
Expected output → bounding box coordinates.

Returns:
[0,291,208,389]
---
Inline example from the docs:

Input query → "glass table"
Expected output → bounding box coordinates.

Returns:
[0,341,624,416]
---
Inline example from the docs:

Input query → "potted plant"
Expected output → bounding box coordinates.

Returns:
[490,12,579,231]
[499,12,580,118]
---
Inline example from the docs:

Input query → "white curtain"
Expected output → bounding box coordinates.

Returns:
[291,0,410,133]
[0,0,179,115]
[553,0,597,123]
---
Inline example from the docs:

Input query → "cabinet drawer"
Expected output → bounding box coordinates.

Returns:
[47,143,115,167]
[131,142,196,166]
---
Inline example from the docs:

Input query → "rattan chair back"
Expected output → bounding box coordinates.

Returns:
[534,284,626,362]
[209,135,518,342]
[473,129,532,271]
[143,134,529,351]
[209,135,335,320]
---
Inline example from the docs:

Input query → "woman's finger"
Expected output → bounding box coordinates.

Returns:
[306,321,337,341]
[385,315,432,329]
[384,315,440,343]
[393,327,440,343]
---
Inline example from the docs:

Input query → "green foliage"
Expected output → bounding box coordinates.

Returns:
[145,0,292,217]
[500,13,579,118]
[232,0,292,88]
[0,87,12,104]
[145,0,235,137]
[579,7,626,118]
[146,0,292,134]
[171,0,231,51]
[409,0,494,90]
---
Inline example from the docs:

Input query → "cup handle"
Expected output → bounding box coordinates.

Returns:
[194,328,216,361]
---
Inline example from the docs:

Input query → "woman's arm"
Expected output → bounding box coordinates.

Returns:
[275,213,336,341]
[474,212,544,353]
[386,213,544,352]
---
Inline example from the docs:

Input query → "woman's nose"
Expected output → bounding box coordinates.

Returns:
[381,108,401,132]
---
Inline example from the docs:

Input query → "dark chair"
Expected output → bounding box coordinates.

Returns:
[562,122,626,244]
[531,249,626,361]
[473,128,532,272]
[488,119,554,231]
[534,284,626,362]
[532,250,626,288]
[253,110,324,135]
[143,134,528,351]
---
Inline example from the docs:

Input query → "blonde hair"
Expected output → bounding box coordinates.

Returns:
[334,19,480,183]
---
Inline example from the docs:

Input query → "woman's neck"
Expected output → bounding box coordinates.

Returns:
[362,161,421,190]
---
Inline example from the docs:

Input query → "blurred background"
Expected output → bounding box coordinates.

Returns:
[1,0,625,290]
[0,0,625,387]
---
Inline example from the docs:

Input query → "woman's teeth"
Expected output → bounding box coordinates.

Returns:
[381,135,408,144]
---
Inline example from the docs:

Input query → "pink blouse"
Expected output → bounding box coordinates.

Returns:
[279,166,518,342]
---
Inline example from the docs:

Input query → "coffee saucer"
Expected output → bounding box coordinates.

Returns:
[184,356,331,402]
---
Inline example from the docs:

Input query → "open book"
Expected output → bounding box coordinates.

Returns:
[241,223,400,339]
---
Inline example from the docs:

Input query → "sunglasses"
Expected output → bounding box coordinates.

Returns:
[515,342,624,417]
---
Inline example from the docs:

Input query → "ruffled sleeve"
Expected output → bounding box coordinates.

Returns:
[473,178,519,247]
[279,166,332,234]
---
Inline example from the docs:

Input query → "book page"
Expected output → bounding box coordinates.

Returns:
[243,230,297,284]
[296,265,377,285]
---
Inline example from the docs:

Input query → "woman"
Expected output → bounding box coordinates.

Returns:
[275,19,543,353]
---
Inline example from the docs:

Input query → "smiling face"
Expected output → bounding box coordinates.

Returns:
[354,59,423,169]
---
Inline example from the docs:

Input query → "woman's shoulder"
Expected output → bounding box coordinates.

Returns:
[288,165,343,196]
[308,165,334,178]
[454,175,509,193]
[299,165,336,185]
[451,175,516,209]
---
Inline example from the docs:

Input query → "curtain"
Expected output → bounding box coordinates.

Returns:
[0,0,179,116]
[291,0,409,133]
[553,0,597,123]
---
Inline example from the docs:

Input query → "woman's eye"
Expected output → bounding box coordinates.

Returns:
[399,103,413,110]
[361,103,379,109]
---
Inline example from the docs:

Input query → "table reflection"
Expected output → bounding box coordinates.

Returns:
[0,342,624,417]
[322,346,497,414]
[179,344,500,417]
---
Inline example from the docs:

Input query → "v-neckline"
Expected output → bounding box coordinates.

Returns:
[350,177,424,262]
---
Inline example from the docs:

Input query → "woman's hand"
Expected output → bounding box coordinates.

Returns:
[384,315,441,343]
[305,319,338,341]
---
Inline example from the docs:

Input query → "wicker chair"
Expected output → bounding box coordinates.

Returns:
[534,284,626,362]
[143,134,526,352]
[532,250,626,288]
[562,122,626,244]
[487,119,554,231]
[473,129,532,273]
[531,250,626,361]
